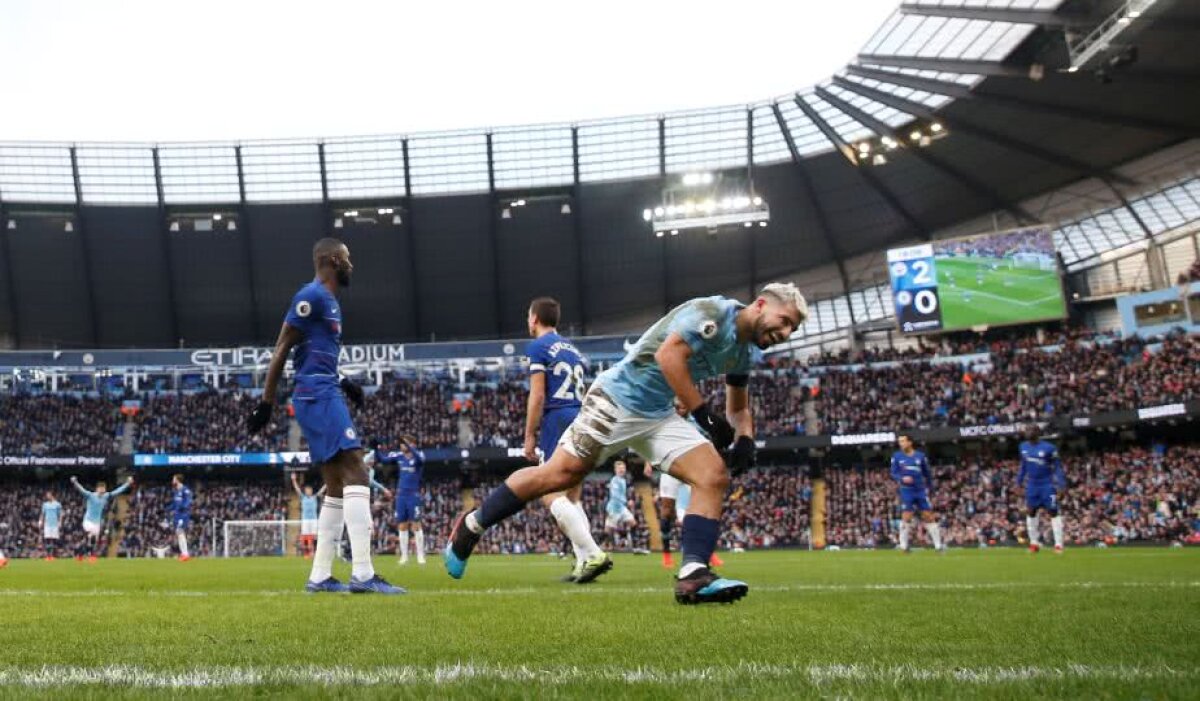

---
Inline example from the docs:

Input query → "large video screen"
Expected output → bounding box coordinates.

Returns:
[887,227,1067,334]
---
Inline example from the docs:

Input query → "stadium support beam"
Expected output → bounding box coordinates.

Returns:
[897,3,1091,26]
[151,148,182,345]
[845,65,1199,137]
[401,138,422,340]
[658,116,670,314]
[486,133,504,337]
[770,103,853,297]
[830,76,1137,186]
[746,108,758,300]
[856,54,1033,77]
[68,146,101,346]
[570,126,588,334]
[233,146,262,343]
[0,197,20,347]
[792,95,931,241]
[815,87,1038,225]
[317,143,331,236]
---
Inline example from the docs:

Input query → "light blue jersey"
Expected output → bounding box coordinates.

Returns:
[594,297,755,418]
[607,475,628,514]
[300,494,319,520]
[73,481,129,524]
[42,501,62,530]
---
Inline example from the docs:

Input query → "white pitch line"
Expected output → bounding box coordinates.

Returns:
[0,581,1195,598]
[0,663,1194,688]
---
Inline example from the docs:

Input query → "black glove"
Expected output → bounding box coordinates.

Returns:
[340,377,365,409]
[247,402,273,433]
[727,436,756,476]
[691,404,734,450]
[368,438,382,452]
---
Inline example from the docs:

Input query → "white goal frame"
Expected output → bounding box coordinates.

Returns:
[222,519,304,558]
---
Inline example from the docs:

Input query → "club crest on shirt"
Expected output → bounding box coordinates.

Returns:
[345,427,356,439]
[295,301,311,317]
[700,320,718,339]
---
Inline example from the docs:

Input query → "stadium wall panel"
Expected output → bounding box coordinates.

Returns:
[495,199,582,337]
[82,206,174,347]
[329,216,417,343]
[168,214,256,345]
[409,194,497,340]
[246,203,327,344]
[6,214,93,347]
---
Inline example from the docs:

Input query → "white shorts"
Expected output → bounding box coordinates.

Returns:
[604,507,636,530]
[82,520,101,537]
[659,473,684,500]
[43,526,61,540]
[559,387,709,471]
[301,519,318,536]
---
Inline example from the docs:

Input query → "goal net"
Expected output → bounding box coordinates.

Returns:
[223,520,304,558]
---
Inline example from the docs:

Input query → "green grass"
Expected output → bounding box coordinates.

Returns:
[1,549,1198,699]
[935,256,1067,330]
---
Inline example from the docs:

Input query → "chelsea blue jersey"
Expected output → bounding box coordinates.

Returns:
[1018,440,1064,488]
[377,449,426,496]
[526,332,587,411]
[284,279,343,401]
[595,297,755,419]
[171,486,193,517]
[890,450,933,492]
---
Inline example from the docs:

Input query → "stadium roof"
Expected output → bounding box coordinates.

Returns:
[0,0,1198,347]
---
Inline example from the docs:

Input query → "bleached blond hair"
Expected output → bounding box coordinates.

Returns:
[759,282,809,323]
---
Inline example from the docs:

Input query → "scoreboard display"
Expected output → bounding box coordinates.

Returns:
[887,244,943,333]
[887,228,1067,335]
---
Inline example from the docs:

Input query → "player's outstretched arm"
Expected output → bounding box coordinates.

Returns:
[249,324,302,432]
[655,333,734,448]
[69,476,89,496]
[110,478,133,497]
[290,473,303,498]
[523,371,546,463]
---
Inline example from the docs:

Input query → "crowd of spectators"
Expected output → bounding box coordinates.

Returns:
[0,396,121,456]
[1,442,1196,558]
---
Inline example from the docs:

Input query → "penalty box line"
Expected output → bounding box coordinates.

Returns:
[0,663,1195,688]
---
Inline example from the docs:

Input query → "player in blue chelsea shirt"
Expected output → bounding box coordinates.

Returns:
[447,283,807,605]
[170,474,194,561]
[521,297,611,584]
[374,435,428,565]
[1017,427,1067,554]
[890,434,945,553]
[247,237,402,595]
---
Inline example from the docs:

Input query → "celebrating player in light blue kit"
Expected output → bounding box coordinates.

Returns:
[39,491,62,560]
[521,297,610,584]
[446,284,807,604]
[374,436,427,565]
[603,460,637,539]
[890,434,944,553]
[291,473,325,558]
[70,475,132,561]
[170,474,194,561]
[247,237,403,595]
[1017,427,1066,554]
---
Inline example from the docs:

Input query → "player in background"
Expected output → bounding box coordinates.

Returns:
[521,297,611,584]
[603,460,638,548]
[39,491,62,561]
[170,474,194,561]
[446,284,806,604]
[645,399,724,568]
[291,474,326,558]
[1017,427,1067,554]
[69,475,132,561]
[247,237,403,594]
[373,436,427,565]
[890,434,944,553]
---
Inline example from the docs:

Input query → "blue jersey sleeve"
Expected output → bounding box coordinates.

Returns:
[668,299,729,353]
[284,285,325,330]
[110,481,131,497]
[526,338,549,375]
[889,454,902,483]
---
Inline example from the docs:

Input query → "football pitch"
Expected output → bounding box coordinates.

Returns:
[935,257,1067,330]
[1,549,1197,700]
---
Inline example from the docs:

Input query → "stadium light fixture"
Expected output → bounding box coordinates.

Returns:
[64,221,73,232]
[670,230,679,236]
[909,130,922,141]
[392,214,402,225]
[168,221,179,232]
[501,208,512,219]
[655,231,664,238]
[560,203,571,215]
[930,123,943,133]
[213,213,222,221]
[333,218,343,228]
[344,210,359,218]
[643,209,653,221]
[5,220,13,230]
[681,172,714,187]
[1065,0,1157,73]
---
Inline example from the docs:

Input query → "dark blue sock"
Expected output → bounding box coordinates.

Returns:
[680,514,719,568]
[477,483,528,529]
[660,517,674,553]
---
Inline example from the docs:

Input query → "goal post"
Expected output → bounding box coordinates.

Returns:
[222,519,304,558]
